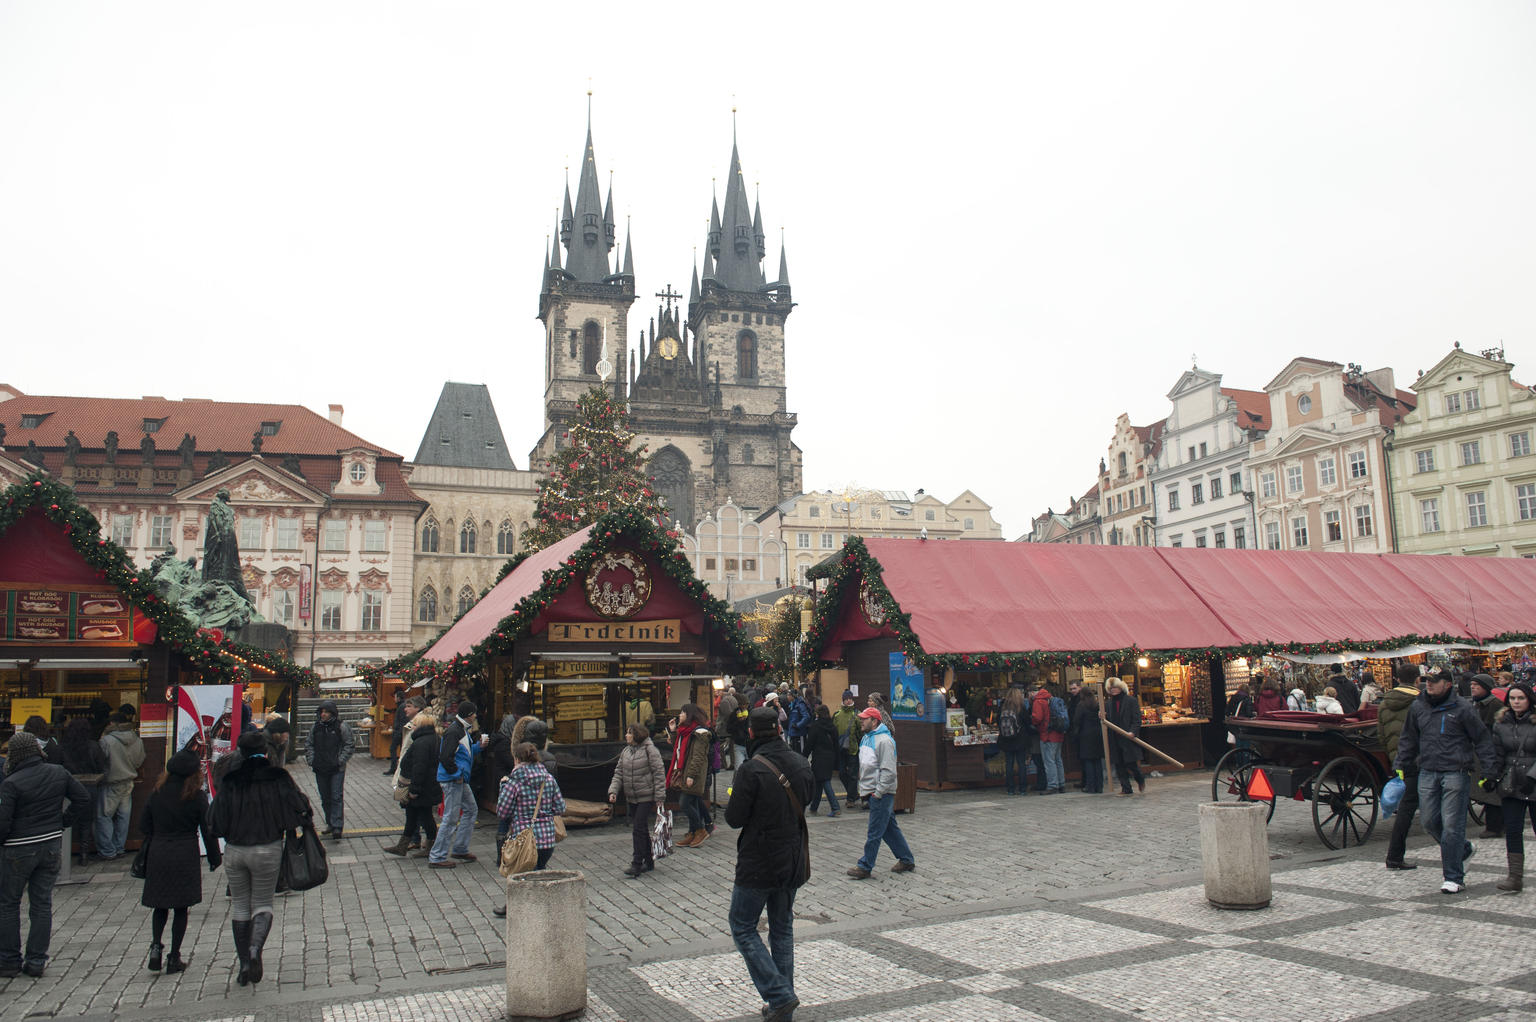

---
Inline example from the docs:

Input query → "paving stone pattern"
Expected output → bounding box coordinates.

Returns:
[2,761,1534,1020]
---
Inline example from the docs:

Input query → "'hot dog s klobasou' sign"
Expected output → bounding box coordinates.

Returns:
[0,585,137,645]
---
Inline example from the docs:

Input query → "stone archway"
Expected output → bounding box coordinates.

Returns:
[649,446,695,531]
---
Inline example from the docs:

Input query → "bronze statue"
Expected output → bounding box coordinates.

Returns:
[104,430,119,464]
[62,431,81,466]
[281,453,304,477]
[201,488,249,601]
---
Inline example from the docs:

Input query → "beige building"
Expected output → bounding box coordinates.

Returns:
[759,488,1003,586]
[0,387,425,677]
[1390,345,1536,557]
[1025,483,1102,544]
[1098,414,1165,547]
[677,500,789,603]
[408,384,539,648]
[1247,358,1412,553]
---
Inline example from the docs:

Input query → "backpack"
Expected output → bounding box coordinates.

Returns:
[1047,696,1069,734]
[708,733,723,773]
[999,708,1020,739]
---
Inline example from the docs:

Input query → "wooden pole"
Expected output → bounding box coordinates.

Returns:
[1103,719,1184,768]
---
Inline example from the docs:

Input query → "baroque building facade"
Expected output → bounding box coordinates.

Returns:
[529,113,802,532]
[1025,483,1102,544]
[1098,414,1165,547]
[1389,345,1536,557]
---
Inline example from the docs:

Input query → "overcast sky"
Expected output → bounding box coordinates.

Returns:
[3,2,1533,537]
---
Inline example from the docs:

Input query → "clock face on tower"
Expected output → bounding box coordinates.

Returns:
[657,336,679,361]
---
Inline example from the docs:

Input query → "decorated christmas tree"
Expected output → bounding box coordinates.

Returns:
[522,387,669,552]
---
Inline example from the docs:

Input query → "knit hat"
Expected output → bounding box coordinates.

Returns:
[763,691,779,704]
[263,716,291,737]
[1471,673,1497,694]
[858,707,883,721]
[5,730,42,769]
[237,730,268,754]
[457,700,478,719]
[166,750,200,777]
[748,707,781,735]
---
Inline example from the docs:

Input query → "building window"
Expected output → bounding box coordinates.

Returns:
[582,322,601,375]
[260,421,280,436]
[1285,465,1303,494]
[1139,485,1147,505]
[725,558,738,572]
[1167,487,1180,511]
[348,463,366,483]
[1194,534,1207,548]
[1445,392,1463,414]
[19,414,44,429]
[361,591,383,631]
[1117,494,1125,512]
[1187,446,1196,462]
[744,559,757,571]
[111,514,135,547]
[1169,537,1181,548]
[796,532,809,548]
[1464,388,1482,410]
[1354,505,1374,537]
[705,557,717,571]
[1291,516,1309,548]
[276,517,300,550]
[925,510,935,521]
[1210,476,1223,499]
[1517,483,1536,521]
[1233,526,1246,549]
[322,519,347,552]
[1348,451,1368,479]
[797,564,809,585]
[1260,472,1277,499]
[964,518,975,530]
[1191,483,1204,505]
[737,332,758,379]
[1318,458,1336,487]
[809,505,820,518]
[239,516,263,551]
[1324,509,1342,542]
[141,417,162,433]
[1213,530,1226,548]
[1117,452,1127,476]
[1511,432,1531,458]
[457,586,475,615]
[820,532,835,549]
[1421,498,1441,533]
[420,518,439,552]
[274,589,295,627]
[320,592,343,631]
[1265,522,1281,550]
[459,520,477,554]
[496,520,515,555]
[1415,449,1435,473]
[1461,440,1482,466]
[150,514,174,549]
[363,520,387,552]
[418,586,437,623]
[1297,394,1313,415]
[1466,491,1489,527]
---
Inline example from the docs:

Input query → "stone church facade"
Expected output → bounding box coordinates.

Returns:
[529,114,802,531]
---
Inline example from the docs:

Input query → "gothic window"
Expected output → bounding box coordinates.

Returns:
[1117,452,1128,476]
[457,586,475,616]
[583,322,602,375]
[741,443,754,464]
[421,518,439,552]
[649,446,695,531]
[459,519,477,554]
[418,586,438,623]
[737,332,757,379]
[496,520,515,555]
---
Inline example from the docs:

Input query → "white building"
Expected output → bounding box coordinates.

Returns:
[1149,369,1269,549]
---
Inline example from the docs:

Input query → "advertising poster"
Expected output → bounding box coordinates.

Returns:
[1,585,136,645]
[174,684,242,797]
[888,652,925,720]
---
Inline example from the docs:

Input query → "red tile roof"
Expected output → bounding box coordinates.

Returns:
[1219,387,1270,431]
[1132,418,1167,458]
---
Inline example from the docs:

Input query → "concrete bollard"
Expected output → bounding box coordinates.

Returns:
[1198,802,1271,910]
[505,870,587,1022]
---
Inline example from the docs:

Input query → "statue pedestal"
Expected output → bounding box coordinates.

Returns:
[232,621,291,653]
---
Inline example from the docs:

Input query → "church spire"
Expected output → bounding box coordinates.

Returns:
[603,172,617,250]
[549,211,563,272]
[621,218,635,278]
[777,236,789,287]
[689,250,700,304]
[710,126,766,292]
[563,101,612,282]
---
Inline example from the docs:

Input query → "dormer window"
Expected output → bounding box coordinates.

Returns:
[349,463,366,482]
[260,421,281,436]
[19,414,46,429]
[142,417,165,433]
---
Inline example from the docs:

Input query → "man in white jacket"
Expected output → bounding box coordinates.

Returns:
[846,708,915,879]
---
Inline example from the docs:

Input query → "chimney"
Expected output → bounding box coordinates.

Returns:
[328,403,344,426]
[1363,368,1395,399]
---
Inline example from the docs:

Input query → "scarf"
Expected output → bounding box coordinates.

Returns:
[669,720,699,782]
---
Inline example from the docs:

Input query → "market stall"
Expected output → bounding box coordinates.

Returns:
[419,508,766,802]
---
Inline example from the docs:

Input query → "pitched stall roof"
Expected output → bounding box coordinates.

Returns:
[1381,555,1536,643]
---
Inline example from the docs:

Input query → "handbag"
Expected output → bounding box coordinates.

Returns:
[553,813,567,843]
[498,783,543,877]
[760,757,812,885]
[277,813,329,892]
[393,781,412,805]
[651,807,674,861]
[130,839,150,880]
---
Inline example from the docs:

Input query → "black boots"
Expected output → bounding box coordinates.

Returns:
[1498,853,1525,893]
[231,920,252,986]
[247,911,273,984]
[164,951,188,974]
[382,838,410,856]
[147,942,163,972]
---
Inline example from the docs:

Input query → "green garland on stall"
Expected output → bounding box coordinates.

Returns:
[0,474,318,687]
[798,534,1491,673]
[421,504,770,679]
[494,551,531,586]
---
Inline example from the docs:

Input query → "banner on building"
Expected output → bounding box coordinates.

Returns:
[889,652,925,720]
[299,565,313,622]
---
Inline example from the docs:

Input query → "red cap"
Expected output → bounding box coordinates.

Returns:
[858,707,883,721]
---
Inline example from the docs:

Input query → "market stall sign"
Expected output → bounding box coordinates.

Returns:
[548,619,680,643]
[9,698,52,725]
[531,662,657,680]
[0,585,137,646]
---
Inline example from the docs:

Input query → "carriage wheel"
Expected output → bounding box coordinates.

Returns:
[1313,756,1378,850]
[1211,748,1276,823]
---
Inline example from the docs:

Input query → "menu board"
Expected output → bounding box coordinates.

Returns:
[550,683,607,722]
[0,586,136,645]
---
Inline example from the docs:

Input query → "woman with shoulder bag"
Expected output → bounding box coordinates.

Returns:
[493,743,566,917]
[667,704,715,847]
[1492,683,1536,893]
[209,729,311,986]
[609,724,666,879]
[139,750,220,974]
[384,713,440,857]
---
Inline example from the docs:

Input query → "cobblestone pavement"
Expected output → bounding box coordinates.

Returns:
[4,759,1535,1020]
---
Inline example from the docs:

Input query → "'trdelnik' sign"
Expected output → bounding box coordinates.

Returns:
[547,619,681,643]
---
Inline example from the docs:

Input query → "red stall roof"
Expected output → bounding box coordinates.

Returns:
[1381,554,1536,642]
[854,538,1241,656]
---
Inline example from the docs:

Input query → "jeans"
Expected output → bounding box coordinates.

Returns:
[314,769,345,832]
[0,841,61,970]
[224,839,283,920]
[1002,745,1025,793]
[429,780,475,863]
[1503,797,1536,855]
[96,779,133,858]
[1385,770,1421,864]
[1041,741,1065,791]
[629,802,655,867]
[729,884,797,1009]
[1081,758,1105,794]
[809,779,840,814]
[1419,770,1473,884]
[858,793,914,870]
[680,792,712,833]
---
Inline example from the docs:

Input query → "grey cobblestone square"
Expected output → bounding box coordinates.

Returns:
[882,909,1170,969]
[1275,914,1536,982]
[1087,885,1351,932]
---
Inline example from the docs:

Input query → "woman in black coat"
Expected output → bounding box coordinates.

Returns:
[1073,690,1106,793]
[398,718,442,857]
[806,705,841,816]
[140,750,220,974]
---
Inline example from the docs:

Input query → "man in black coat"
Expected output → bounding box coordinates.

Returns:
[1329,664,1361,715]
[0,731,91,978]
[725,708,814,1022]
[304,700,354,839]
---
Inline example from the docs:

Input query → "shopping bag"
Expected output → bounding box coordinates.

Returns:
[553,814,567,843]
[1380,776,1405,819]
[130,839,150,880]
[499,826,538,876]
[651,807,674,861]
[277,816,329,892]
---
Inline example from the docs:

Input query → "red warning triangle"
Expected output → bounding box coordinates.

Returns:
[1246,767,1275,801]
